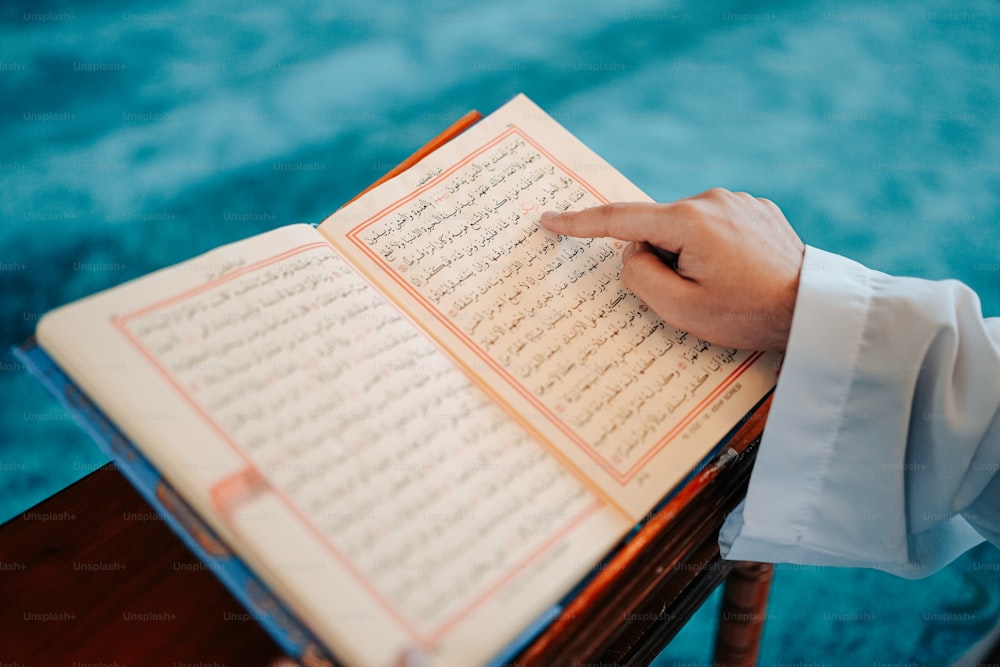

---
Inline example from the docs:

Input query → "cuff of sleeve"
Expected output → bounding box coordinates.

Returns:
[721,247,877,563]
[720,247,983,576]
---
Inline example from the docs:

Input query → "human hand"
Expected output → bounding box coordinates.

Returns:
[539,188,805,352]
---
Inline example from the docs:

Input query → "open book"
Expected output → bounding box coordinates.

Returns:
[31,94,778,667]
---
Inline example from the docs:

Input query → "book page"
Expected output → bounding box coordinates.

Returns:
[37,224,629,667]
[320,94,779,519]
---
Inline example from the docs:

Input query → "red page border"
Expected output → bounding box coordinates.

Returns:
[344,126,766,485]
[112,241,603,648]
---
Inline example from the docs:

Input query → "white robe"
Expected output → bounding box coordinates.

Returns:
[720,246,1000,578]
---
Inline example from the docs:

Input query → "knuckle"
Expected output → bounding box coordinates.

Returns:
[704,187,731,199]
[601,203,632,237]
[671,200,701,221]
[600,202,628,222]
[599,202,626,218]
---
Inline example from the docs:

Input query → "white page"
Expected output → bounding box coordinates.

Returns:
[320,94,779,519]
[38,223,629,667]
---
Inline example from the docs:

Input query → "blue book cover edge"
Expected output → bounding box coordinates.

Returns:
[13,338,338,665]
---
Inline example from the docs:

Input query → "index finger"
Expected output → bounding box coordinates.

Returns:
[539,202,688,248]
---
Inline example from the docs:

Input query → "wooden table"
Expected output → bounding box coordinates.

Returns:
[0,465,285,666]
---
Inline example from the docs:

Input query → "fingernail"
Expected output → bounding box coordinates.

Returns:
[539,210,560,221]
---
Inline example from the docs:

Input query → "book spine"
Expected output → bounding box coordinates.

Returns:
[13,339,336,665]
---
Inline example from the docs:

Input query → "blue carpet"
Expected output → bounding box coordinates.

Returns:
[2,0,998,664]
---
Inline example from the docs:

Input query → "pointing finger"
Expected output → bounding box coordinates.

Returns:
[539,202,691,252]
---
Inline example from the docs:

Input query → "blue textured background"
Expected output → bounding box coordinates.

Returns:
[2,1,998,664]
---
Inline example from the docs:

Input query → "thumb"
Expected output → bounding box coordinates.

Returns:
[620,243,711,334]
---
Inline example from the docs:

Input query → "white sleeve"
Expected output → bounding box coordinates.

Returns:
[719,246,1000,578]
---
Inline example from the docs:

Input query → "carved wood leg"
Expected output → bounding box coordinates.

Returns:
[713,561,774,667]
